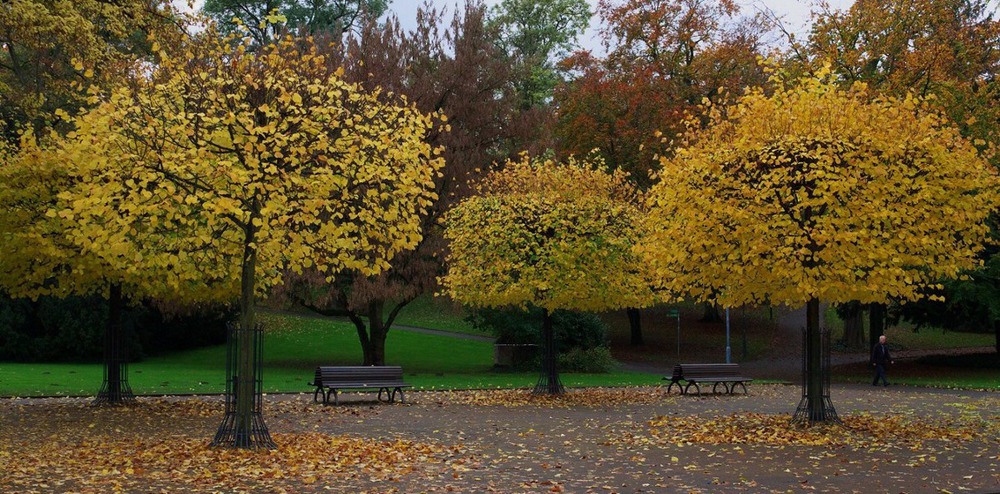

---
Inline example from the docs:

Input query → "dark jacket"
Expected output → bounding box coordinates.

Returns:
[871,342,892,366]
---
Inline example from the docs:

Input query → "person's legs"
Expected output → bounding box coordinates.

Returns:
[874,364,889,386]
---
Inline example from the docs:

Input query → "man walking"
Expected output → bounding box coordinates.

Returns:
[871,334,894,386]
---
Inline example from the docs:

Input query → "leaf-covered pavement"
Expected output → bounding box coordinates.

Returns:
[1,384,997,493]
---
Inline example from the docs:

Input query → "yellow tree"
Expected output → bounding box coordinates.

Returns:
[442,154,654,394]
[0,130,188,405]
[53,25,443,448]
[640,68,999,421]
[0,0,178,139]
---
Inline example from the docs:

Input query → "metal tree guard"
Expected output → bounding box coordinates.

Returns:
[211,322,275,449]
[533,309,565,395]
[92,316,135,406]
[793,327,840,424]
[93,284,135,406]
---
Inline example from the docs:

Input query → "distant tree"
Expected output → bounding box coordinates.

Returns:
[274,1,520,366]
[640,69,999,421]
[553,0,771,343]
[202,0,389,45]
[0,0,176,140]
[442,155,654,394]
[489,0,590,109]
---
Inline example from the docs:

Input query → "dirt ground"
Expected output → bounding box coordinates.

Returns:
[2,384,998,493]
[3,306,997,493]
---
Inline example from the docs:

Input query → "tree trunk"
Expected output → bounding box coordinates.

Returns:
[93,283,133,405]
[533,309,564,395]
[841,302,864,349]
[869,302,885,351]
[805,298,827,421]
[235,241,258,447]
[995,319,999,354]
[627,307,643,346]
[350,314,374,365]
[367,300,388,366]
[212,222,273,449]
[700,303,722,322]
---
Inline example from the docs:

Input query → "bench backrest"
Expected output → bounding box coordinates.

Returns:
[677,363,742,378]
[314,366,405,385]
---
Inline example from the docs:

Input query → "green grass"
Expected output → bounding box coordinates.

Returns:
[0,312,655,397]
[391,295,486,336]
[832,354,1000,390]
[823,306,995,351]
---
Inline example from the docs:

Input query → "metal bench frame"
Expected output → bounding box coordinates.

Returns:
[664,363,752,395]
[309,366,411,405]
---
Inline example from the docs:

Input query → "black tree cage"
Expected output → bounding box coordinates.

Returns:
[211,322,275,449]
[93,293,135,406]
[792,327,841,424]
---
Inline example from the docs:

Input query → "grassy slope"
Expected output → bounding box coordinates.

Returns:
[2,300,996,397]
[0,311,658,397]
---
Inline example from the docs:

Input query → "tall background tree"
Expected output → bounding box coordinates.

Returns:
[271,1,520,366]
[51,24,443,447]
[553,0,771,342]
[485,0,590,154]
[202,0,390,45]
[639,70,999,421]
[442,154,655,394]
[0,0,175,141]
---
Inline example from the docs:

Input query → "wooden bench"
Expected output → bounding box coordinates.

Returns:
[663,363,752,395]
[309,366,411,405]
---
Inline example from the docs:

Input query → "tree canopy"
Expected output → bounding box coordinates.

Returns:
[0,0,177,139]
[640,69,999,308]
[43,23,443,446]
[442,154,653,312]
[202,0,390,45]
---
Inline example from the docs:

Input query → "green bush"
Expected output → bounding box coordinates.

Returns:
[558,346,617,373]
[0,295,232,362]
[466,306,609,353]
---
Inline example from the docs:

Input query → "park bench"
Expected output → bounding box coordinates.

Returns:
[664,363,752,395]
[309,366,411,405]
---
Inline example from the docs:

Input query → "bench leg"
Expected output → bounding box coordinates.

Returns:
[331,389,339,405]
[378,387,391,402]
[713,382,726,394]
[733,382,748,394]
[313,387,322,403]
[684,383,700,395]
[393,387,404,403]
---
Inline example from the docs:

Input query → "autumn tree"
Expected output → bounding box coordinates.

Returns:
[0,1,185,403]
[639,70,999,421]
[442,155,654,394]
[202,0,389,46]
[274,1,519,366]
[0,131,153,405]
[803,0,1000,348]
[553,0,771,342]
[0,0,176,140]
[52,24,442,448]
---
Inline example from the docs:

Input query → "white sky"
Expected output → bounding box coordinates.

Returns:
[176,0,855,49]
[388,1,854,52]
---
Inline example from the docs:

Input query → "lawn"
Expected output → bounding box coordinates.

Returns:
[0,311,659,397]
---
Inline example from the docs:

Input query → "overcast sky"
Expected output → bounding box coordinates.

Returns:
[388,0,853,51]
[176,0,855,51]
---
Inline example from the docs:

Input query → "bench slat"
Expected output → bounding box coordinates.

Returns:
[311,366,411,405]
[663,363,752,395]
